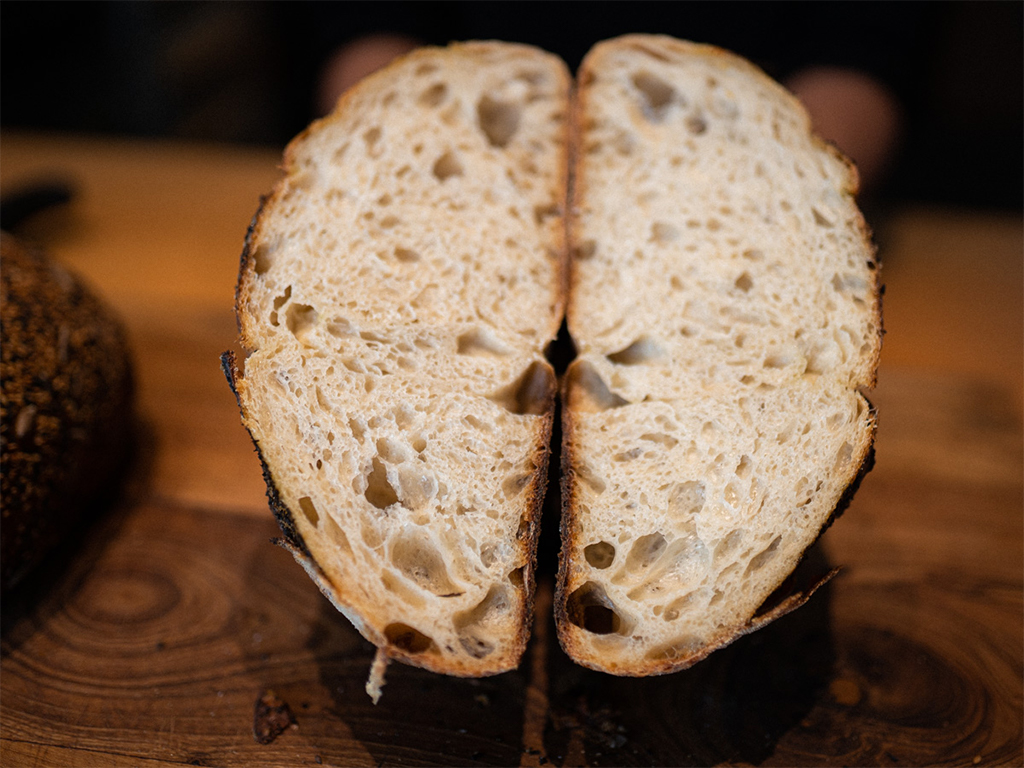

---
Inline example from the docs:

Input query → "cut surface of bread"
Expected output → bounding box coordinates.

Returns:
[557,35,881,674]
[225,42,570,689]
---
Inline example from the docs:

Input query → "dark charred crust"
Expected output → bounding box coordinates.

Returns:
[553,378,582,649]
[234,196,270,342]
[509,404,556,662]
[818,427,877,539]
[219,350,310,558]
[219,351,244,409]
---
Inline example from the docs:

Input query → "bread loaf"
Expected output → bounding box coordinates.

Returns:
[223,42,570,697]
[225,34,881,693]
[556,35,880,674]
[1,234,135,592]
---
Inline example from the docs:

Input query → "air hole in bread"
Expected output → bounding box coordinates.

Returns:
[832,272,867,295]
[640,432,678,449]
[364,456,399,510]
[662,589,705,621]
[744,535,782,575]
[395,465,438,510]
[459,635,495,658]
[763,353,792,369]
[384,622,436,654]
[325,318,354,338]
[488,361,554,416]
[575,463,607,494]
[502,472,533,499]
[834,441,854,472]
[508,567,525,588]
[533,203,560,226]
[432,151,463,181]
[419,82,448,107]
[574,239,598,260]
[631,71,675,121]
[454,584,510,632]
[297,496,319,527]
[625,533,667,573]
[285,303,318,342]
[668,481,705,520]
[478,95,521,148]
[685,114,707,135]
[812,205,837,228]
[379,214,400,229]
[457,327,509,357]
[584,541,616,569]
[566,581,625,635]
[645,635,702,661]
[734,272,754,293]
[566,361,628,413]
[387,247,419,265]
[736,455,753,480]
[323,514,353,557]
[650,221,679,244]
[364,126,382,155]
[724,482,741,507]
[607,336,664,365]
[251,243,275,276]
[269,286,292,326]
[391,532,463,597]
[613,447,644,462]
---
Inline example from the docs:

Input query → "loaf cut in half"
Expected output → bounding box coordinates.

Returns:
[557,35,881,674]
[224,42,570,694]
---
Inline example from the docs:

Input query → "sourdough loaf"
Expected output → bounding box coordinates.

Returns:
[556,35,880,674]
[226,34,881,691]
[224,42,570,697]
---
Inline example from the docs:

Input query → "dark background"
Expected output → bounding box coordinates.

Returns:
[2,1,1021,210]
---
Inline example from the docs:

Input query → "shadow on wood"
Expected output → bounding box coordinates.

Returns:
[539,543,836,767]
[0,414,156,653]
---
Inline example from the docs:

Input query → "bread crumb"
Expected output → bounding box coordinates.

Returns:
[365,647,390,704]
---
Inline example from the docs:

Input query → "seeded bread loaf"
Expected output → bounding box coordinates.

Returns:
[1,234,135,592]
[556,35,880,674]
[223,42,570,697]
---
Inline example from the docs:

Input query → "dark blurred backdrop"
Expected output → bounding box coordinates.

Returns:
[2,1,1021,210]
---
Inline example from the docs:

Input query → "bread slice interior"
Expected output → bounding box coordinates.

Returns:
[556,35,881,674]
[225,42,570,692]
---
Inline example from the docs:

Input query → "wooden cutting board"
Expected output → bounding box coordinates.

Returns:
[1,133,1021,766]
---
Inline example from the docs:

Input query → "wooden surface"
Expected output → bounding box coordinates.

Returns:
[1,131,1021,767]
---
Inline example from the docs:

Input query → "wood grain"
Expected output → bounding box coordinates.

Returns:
[1,132,1021,767]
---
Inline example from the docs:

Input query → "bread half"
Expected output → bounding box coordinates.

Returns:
[224,42,570,694]
[557,35,881,674]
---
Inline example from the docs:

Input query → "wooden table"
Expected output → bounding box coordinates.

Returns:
[1,132,1021,767]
